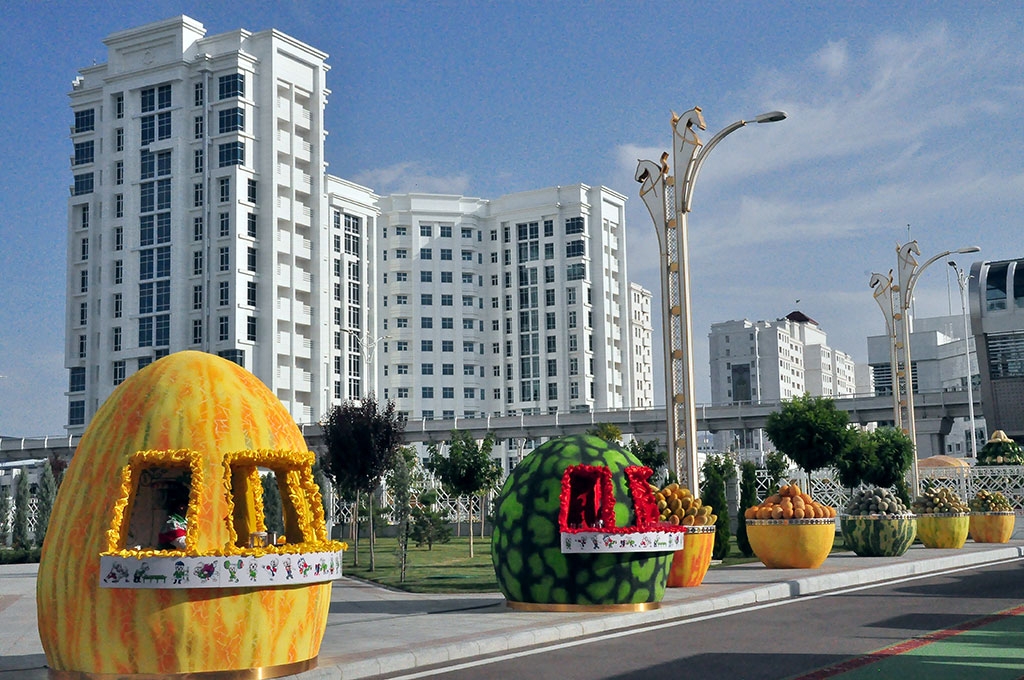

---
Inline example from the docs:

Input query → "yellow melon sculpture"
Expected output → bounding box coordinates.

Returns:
[37,351,345,677]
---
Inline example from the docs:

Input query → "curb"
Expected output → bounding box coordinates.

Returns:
[305,545,1024,679]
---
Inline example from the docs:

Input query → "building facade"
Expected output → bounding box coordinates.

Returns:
[708,311,857,460]
[65,17,652,452]
[867,314,986,457]
[969,258,1024,442]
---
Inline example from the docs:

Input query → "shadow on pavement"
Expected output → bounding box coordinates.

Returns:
[329,598,504,616]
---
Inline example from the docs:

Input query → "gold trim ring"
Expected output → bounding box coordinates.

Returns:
[505,600,661,613]
[48,656,317,680]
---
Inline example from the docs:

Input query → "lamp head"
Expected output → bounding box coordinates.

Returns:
[957,246,981,254]
[753,110,787,123]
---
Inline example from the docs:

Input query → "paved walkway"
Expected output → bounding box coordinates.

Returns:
[3,539,1024,679]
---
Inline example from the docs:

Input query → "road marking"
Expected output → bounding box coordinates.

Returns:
[790,603,1024,679]
[382,557,1024,680]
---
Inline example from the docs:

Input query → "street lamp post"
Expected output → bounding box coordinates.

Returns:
[869,271,903,432]
[948,261,978,459]
[636,107,786,494]
[892,241,980,494]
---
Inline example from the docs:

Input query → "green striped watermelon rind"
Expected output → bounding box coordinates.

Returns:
[491,434,673,606]
[840,515,917,557]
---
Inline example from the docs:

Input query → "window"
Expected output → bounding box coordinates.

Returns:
[441,317,454,329]
[420,225,432,237]
[219,177,231,203]
[114,260,123,285]
[247,316,257,342]
[567,287,577,305]
[462,295,474,307]
[115,194,124,219]
[221,246,234,270]
[219,281,230,306]
[69,367,86,392]
[441,294,453,306]
[115,128,124,152]
[442,340,454,352]
[218,107,244,133]
[115,94,124,119]
[422,387,434,399]
[566,240,585,257]
[420,247,432,260]
[192,285,202,310]
[441,271,453,283]
[73,109,94,133]
[194,82,204,107]
[567,263,586,281]
[397,388,409,399]
[112,326,122,351]
[547,359,557,377]
[396,294,408,305]
[566,216,584,234]
[440,225,452,237]
[114,293,123,318]
[547,336,557,352]
[247,282,257,307]
[463,340,475,352]
[443,387,455,399]
[157,111,171,140]
[421,271,433,283]
[68,401,85,426]
[422,363,434,375]
[194,115,204,139]
[218,142,244,167]
[194,182,204,207]
[73,173,93,196]
[73,140,94,165]
[247,213,257,238]
[440,248,452,260]
[421,293,433,305]
[461,249,473,262]
[219,73,245,100]
[247,247,257,272]
[548,383,558,400]
[464,387,475,399]
[422,340,433,352]
[247,179,257,203]
[219,211,230,237]
[218,316,229,342]
[395,248,408,259]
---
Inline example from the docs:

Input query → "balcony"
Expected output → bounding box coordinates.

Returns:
[295,139,312,161]
[294,303,312,325]
[295,205,312,227]
[295,271,312,292]
[293,236,312,260]
[294,370,312,392]
[294,336,312,359]
[275,298,292,322]
[295,108,312,130]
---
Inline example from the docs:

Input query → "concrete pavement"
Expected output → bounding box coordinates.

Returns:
[3,538,1024,679]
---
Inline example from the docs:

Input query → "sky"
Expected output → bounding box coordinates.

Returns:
[1,1,1022,436]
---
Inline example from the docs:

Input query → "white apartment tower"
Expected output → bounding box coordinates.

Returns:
[65,16,373,431]
[375,185,644,424]
[629,283,654,408]
[708,311,856,458]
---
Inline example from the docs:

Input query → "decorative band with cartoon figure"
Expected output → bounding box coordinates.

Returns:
[99,550,343,588]
[560,530,685,553]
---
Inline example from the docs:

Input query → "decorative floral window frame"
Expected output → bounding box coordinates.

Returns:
[104,449,204,558]
[557,463,685,536]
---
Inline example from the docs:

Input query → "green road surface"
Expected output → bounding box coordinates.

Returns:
[798,605,1024,679]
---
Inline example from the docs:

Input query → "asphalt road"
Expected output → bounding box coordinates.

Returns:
[392,558,1024,680]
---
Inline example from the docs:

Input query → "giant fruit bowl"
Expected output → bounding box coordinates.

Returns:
[491,435,681,611]
[667,525,715,587]
[969,512,1016,543]
[746,519,835,569]
[916,513,970,548]
[840,515,917,557]
[36,351,344,678]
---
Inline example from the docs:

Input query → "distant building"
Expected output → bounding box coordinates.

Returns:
[708,311,858,461]
[867,314,986,457]
[969,258,1024,442]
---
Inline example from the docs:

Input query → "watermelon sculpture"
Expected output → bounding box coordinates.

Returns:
[491,435,678,609]
[840,516,916,557]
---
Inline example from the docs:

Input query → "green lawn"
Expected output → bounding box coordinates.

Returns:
[341,531,851,593]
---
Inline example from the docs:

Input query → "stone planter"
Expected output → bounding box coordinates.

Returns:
[839,514,917,557]
[746,518,835,569]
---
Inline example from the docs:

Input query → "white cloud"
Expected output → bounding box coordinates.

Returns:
[813,40,849,77]
[353,161,471,195]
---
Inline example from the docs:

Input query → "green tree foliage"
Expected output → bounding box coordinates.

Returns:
[763,451,789,493]
[12,469,31,551]
[870,428,914,504]
[48,455,68,487]
[34,463,58,548]
[321,397,405,571]
[834,428,878,489]
[261,472,285,535]
[311,458,330,519]
[389,448,417,582]
[586,423,622,444]
[700,454,735,560]
[765,394,850,475]
[736,461,758,557]
[427,430,502,557]
[411,489,452,550]
[627,439,667,475]
[0,488,11,547]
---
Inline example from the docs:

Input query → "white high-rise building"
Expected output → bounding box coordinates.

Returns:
[708,311,857,459]
[64,16,374,431]
[64,17,653,452]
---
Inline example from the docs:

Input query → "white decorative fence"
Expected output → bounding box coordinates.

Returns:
[330,475,492,530]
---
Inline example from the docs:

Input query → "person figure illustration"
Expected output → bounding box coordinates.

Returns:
[158,483,189,550]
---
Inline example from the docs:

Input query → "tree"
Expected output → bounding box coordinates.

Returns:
[0,488,10,547]
[427,430,502,557]
[736,461,758,557]
[700,454,734,560]
[389,448,417,582]
[763,451,789,493]
[587,423,622,444]
[321,397,405,571]
[869,428,914,505]
[261,472,285,535]
[765,394,850,476]
[411,489,452,550]
[627,439,668,482]
[48,455,68,488]
[12,469,31,551]
[834,428,878,489]
[35,462,58,548]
